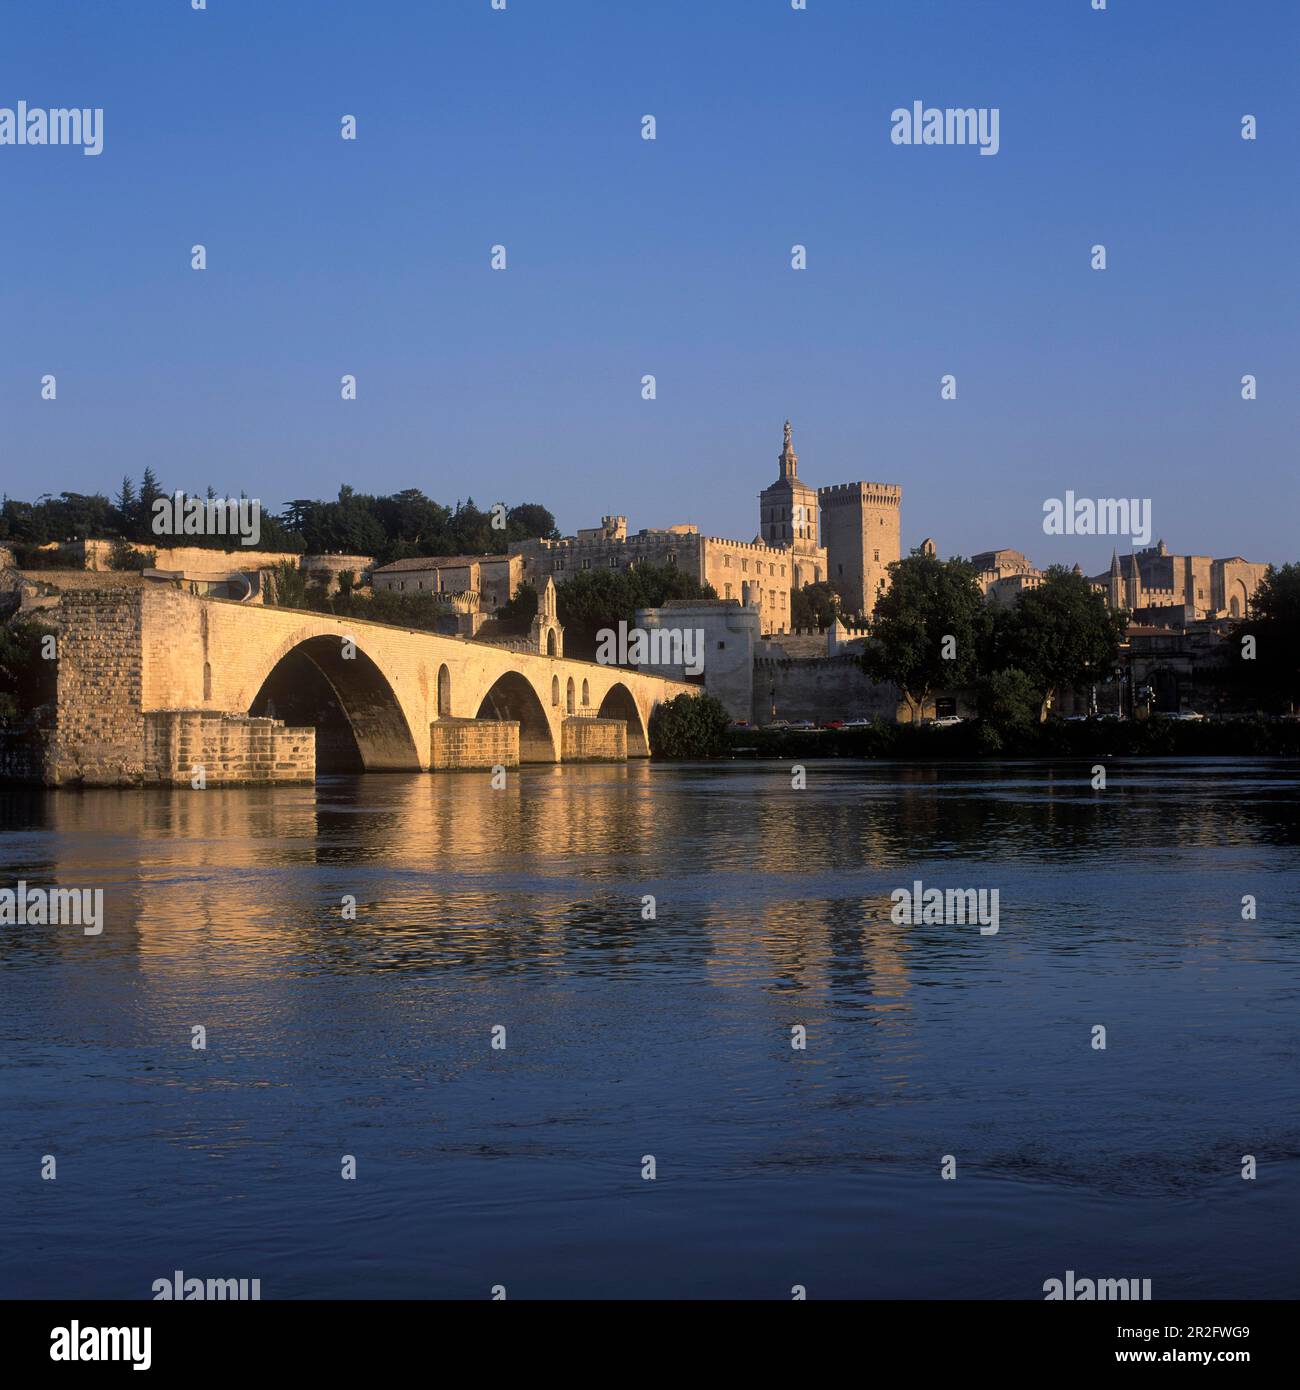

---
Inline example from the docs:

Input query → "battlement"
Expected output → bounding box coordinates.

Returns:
[526,530,703,553]
[818,482,902,506]
[700,535,806,556]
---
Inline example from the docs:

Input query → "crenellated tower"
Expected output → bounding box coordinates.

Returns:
[816,480,902,619]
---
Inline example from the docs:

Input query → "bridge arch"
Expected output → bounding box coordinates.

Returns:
[249,634,421,772]
[597,681,650,757]
[476,671,557,763]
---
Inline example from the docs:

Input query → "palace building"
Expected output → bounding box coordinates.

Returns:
[509,422,902,634]
[1092,541,1268,621]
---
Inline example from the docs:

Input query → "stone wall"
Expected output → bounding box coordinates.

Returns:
[760,632,826,659]
[561,717,627,762]
[429,717,520,770]
[635,599,758,722]
[752,655,901,725]
[144,711,315,786]
[16,569,143,592]
[300,554,374,592]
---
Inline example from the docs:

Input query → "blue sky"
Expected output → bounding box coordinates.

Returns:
[1,0,1296,572]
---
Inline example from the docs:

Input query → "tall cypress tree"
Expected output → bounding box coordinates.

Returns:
[137,468,164,542]
[113,476,136,535]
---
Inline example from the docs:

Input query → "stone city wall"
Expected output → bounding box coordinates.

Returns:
[752,655,902,725]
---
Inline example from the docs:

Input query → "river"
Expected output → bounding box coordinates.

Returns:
[2,758,1297,1299]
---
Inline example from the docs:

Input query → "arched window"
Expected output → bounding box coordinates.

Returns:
[581,679,590,707]
[546,629,557,657]
[436,664,451,716]
[203,661,212,701]
[551,675,560,706]
[566,678,575,714]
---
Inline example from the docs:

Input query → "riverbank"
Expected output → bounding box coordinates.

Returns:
[729,716,1300,760]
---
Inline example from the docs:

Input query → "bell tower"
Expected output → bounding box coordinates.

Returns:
[759,420,820,556]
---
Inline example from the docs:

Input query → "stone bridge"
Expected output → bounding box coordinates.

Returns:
[46,585,698,785]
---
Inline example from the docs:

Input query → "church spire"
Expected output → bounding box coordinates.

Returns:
[779,419,798,480]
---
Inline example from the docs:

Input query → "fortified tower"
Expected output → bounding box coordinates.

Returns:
[817,480,902,619]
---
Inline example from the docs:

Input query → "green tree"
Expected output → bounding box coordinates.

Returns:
[1237,562,1300,712]
[496,581,538,630]
[137,468,165,542]
[997,566,1127,721]
[108,537,153,571]
[975,666,1042,745]
[648,692,732,759]
[373,489,452,556]
[791,580,841,631]
[364,587,447,630]
[266,559,309,609]
[281,499,317,538]
[0,620,57,723]
[557,563,716,660]
[505,504,559,543]
[327,486,388,555]
[861,551,988,722]
[450,498,493,555]
[113,477,137,534]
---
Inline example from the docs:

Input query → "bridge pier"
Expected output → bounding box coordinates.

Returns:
[561,717,628,763]
[429,717,519,771]
[144,711,315,786]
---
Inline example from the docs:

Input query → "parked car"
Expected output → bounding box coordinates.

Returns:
[1174,710,1205,721]
[761,719,791,731]
[821,719,845,730]
[840,718,873,729]
[929,716,964,728]
[786,720,819,731]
